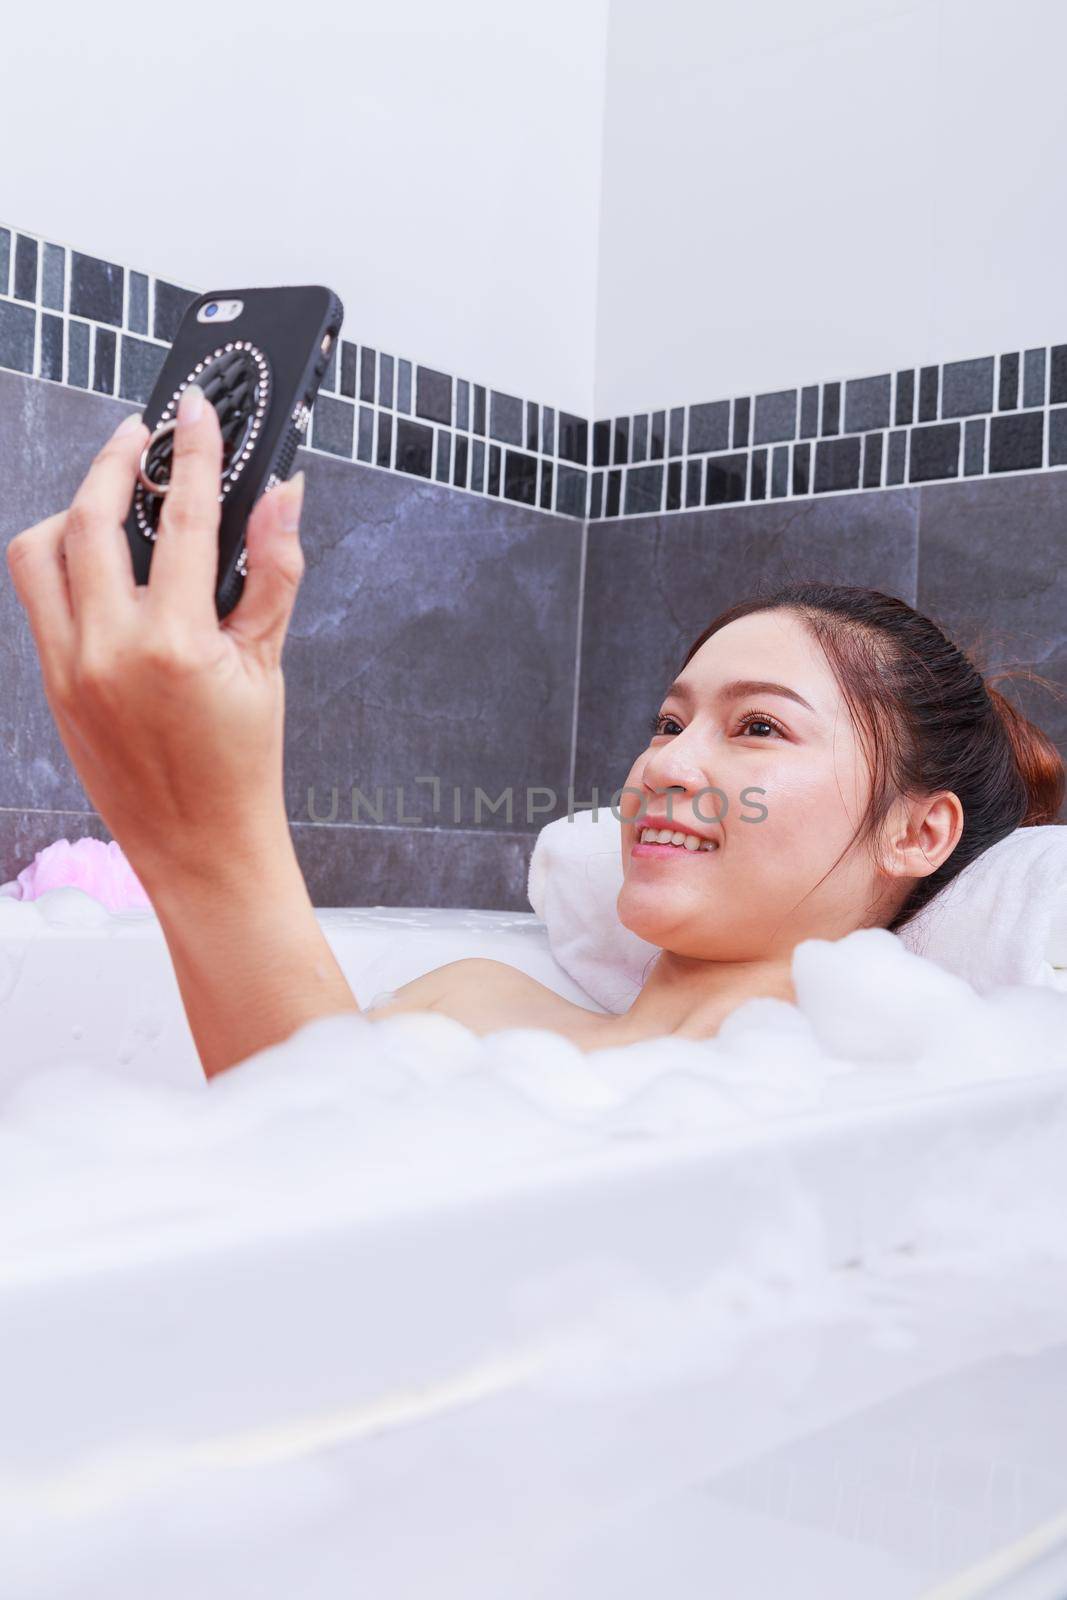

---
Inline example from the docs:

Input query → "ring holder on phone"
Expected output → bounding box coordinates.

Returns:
[133,341,272,541]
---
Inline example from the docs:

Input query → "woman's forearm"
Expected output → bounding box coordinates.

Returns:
[143,826,362,1080]
[8,399,365,1081]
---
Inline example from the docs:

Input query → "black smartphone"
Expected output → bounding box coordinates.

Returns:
[123,284,344,618]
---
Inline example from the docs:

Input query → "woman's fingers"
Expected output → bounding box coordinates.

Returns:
[149,384,224,622]
[221,473,306,663]
[6,409,146,699]
[8,386,303,699]
[61,410,146,638]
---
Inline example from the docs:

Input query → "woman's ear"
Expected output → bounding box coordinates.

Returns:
[879,791,965,884]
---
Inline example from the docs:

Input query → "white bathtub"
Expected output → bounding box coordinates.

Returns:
[3,890,1067,1600]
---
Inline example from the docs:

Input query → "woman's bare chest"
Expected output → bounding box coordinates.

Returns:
[431,968,617,1050]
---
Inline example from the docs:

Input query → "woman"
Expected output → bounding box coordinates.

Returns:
[7,393,1064,1076]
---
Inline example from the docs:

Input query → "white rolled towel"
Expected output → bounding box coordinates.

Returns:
[527,807,1067,1013]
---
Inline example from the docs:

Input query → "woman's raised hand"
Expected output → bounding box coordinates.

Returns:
[6,385,307,893]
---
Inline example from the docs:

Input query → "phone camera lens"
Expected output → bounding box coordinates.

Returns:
[204,302,218,318]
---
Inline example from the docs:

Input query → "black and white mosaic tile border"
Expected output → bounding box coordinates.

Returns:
[0,222,591,519]
[4,220,1067,526]
[589,350,1067,519]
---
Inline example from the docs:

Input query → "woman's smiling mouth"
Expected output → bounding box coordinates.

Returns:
[633,826,720,857]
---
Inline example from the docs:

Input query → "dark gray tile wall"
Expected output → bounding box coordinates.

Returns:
[916,472,1067,771]
[0,369,582,908]
[574,477,1067,820]
[0,804,539,913]
[4,219,1067,906]
[4,363,1066,908]
[280,443,582,854]
[573,491,920,798]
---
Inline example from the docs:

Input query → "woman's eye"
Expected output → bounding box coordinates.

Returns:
[736,709,786,738]
[648,709,787,740]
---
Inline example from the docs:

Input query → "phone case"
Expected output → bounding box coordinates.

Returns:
[124,284,345,618]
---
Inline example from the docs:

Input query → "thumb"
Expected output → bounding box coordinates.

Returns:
[223,472,306,656]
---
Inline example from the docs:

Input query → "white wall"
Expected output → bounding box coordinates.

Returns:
[8,0,1065,427]
[594,0,1067,417]
[1,0,608,418]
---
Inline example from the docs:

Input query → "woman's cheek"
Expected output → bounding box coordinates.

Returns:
[765,777,836,861]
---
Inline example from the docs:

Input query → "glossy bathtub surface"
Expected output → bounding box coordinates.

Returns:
[0,893,605,1092]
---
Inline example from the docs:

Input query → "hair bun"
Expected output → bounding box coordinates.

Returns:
[985,671,1066,826]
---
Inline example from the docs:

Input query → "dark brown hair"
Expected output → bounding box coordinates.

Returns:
[678,582,1066,934]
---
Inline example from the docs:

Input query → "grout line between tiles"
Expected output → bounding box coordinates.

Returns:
[568,518,588,800]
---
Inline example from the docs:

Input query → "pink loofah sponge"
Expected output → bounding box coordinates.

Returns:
[0,837,154,912]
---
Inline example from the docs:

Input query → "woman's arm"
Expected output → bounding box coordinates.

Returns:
[142,825,360,1079]
[5,386,362,1081]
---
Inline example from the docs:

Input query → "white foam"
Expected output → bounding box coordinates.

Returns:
[4,909,1067,1596]
[1,921,1065,1277]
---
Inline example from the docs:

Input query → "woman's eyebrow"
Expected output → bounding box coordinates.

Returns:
[665,677,817,714]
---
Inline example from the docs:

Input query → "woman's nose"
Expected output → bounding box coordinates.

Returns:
[642,741,710,804]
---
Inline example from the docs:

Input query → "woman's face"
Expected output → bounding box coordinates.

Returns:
[617,608,888,960]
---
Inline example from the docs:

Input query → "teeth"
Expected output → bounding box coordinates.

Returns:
[638,827,718,851]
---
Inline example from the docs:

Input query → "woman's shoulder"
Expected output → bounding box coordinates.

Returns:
[363,956,605,1038]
